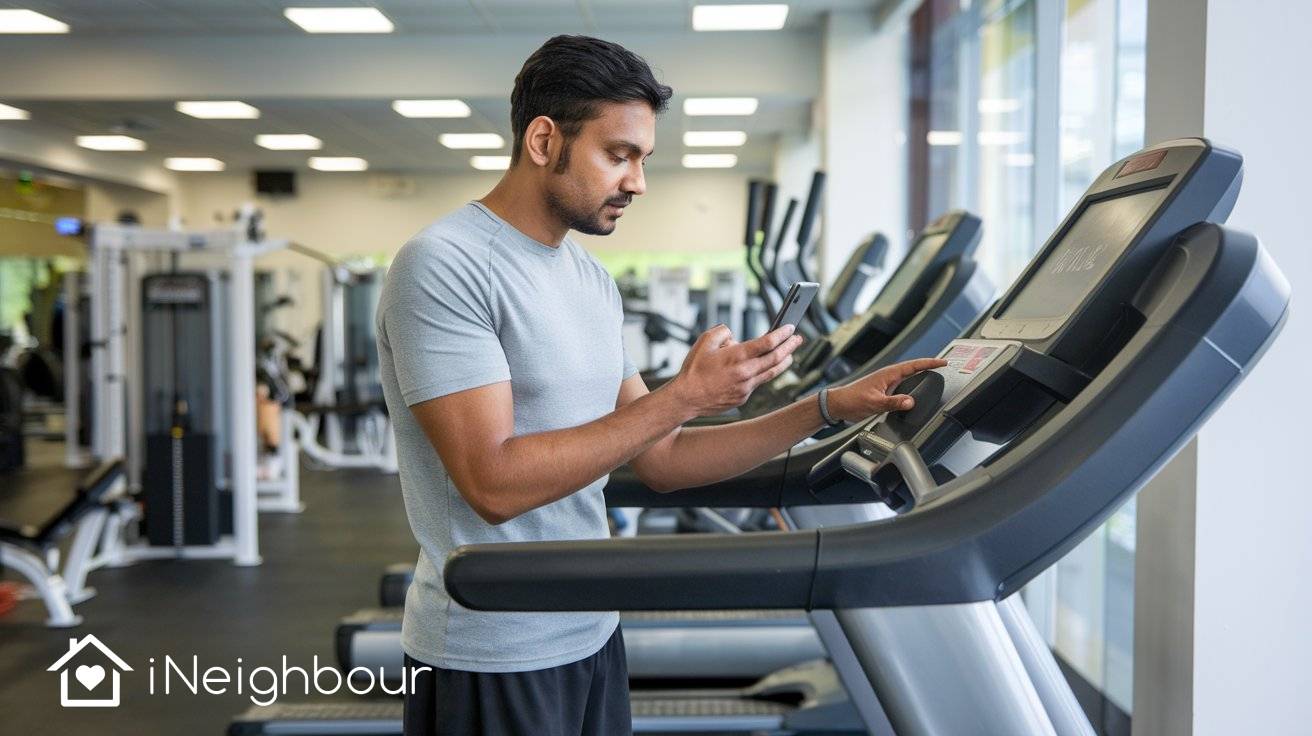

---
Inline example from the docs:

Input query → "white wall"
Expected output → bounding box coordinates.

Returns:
[1192,0,1312,732]
[175,168,751,257]
[173,167,752,353]
[85,181,172,228]
[819,10,908,283]
[1135,1,1312,733]
[772,129,823,265]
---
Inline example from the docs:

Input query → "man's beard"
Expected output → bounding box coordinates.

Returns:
[546,189,618,236]
[545,145,631,236]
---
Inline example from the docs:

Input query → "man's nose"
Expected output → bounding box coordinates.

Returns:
[623,163,646,196]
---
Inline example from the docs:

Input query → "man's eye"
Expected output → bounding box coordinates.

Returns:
[611,155,625,165]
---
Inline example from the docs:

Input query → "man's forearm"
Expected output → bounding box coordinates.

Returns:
[654,394,828,492]
[478,385,695,520]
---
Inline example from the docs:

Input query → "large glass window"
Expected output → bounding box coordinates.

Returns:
[907,0,968,233]
[1053,0,1146,725]
[976,0,1037,285]
[906,0,1148,731]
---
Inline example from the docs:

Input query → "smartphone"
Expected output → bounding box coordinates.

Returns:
[768,281,820,333]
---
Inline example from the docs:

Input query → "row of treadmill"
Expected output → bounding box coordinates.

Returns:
[229,138,1290,735]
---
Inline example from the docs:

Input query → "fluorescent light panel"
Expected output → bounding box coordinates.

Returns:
[470,155,511,171]
[683,130,747,147]
[393,99,471,118]
[77,135,146,151]
[284,7,394,33]
[692,4,789,31]
[0,103,30,120]
[256,134,322,150]
[165,157,225,172]
[176,101,260,119]
[682,153,737,168]
[309,156,368,171]
[0,9,69,33]
[440,133,504,149]
[926,130,963,146]
[683,97,759,116]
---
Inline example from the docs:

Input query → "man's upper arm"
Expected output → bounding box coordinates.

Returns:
[383,239,512,495]
[409,383,514,503]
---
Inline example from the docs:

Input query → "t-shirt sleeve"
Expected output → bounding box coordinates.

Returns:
[382,239,511,406]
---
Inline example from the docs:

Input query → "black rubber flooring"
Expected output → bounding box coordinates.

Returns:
[0,440,417,734]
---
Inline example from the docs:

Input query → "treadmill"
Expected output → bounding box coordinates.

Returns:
[231,138,1289,734]
[333,210,996,686]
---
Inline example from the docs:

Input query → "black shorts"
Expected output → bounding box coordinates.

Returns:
[402,626,632,736]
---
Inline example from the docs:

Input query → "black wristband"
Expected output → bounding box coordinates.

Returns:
[818,387,843,427]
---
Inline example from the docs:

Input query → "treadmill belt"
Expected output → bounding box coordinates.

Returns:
[228,701,402,735]
[229,696,793,734]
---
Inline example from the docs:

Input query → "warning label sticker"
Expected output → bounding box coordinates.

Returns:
[942,343,1000,375]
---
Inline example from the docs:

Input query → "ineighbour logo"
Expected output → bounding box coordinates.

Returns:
[49,635,134,708]
[50,636,433,708]
[146,655,432,706]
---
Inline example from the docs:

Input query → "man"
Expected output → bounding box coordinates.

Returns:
[377,35,945,736]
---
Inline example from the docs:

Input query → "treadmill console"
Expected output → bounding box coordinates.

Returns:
[811,138,1245,512]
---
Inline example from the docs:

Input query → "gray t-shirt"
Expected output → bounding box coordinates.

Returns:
[376,201,636,672]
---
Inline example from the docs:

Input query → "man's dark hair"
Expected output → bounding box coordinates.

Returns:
[510,35,673,165]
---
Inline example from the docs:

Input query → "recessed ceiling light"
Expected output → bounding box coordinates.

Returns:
[470,156,511,171]
[0,103,30,120]
[0,9,69,33]
[926,130,963,146]
[256,134,323,150]
[76,135,146,152]
[682,153,738,169]
[309,156,368,172]
[440,133,505,150]
[176,101,261,119]
[977,130,1026,146]
[165,157,226,172]
[393,99,471,118]
[692,4,788,31]
[683,131,747,147]
[284,7,394,33]
[683,98,759,116]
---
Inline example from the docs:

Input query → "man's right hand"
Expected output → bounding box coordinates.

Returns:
[665,324,804,417]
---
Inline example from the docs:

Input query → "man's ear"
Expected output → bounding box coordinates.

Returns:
[523,116,557,168]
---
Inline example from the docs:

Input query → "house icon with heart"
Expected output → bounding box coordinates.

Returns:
[47,634,133,707]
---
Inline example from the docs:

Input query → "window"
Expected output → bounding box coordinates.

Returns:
[1053,0,1146,724]
[976,0,1037,286]
[906,0,1148,731]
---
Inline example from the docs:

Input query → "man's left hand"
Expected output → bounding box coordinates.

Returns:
[826,358,949,423]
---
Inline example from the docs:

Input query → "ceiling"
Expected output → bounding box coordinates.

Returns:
[0,1,882,177]
[3,96,812,172]
[5,0,877,35]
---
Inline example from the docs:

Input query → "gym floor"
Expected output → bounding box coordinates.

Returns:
[0,439,417,734]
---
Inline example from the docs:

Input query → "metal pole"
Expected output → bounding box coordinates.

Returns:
[229,246,261,566]
[104,246,127,462]
[62,272,82,467]
[88,244,106,460]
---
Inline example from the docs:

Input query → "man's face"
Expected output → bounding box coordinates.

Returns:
[543,101,655,236]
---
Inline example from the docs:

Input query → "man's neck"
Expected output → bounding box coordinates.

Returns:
[479,171,569,247]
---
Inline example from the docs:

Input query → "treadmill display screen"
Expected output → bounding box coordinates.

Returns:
[1000,187,1167,321]
[870,233,948,316]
